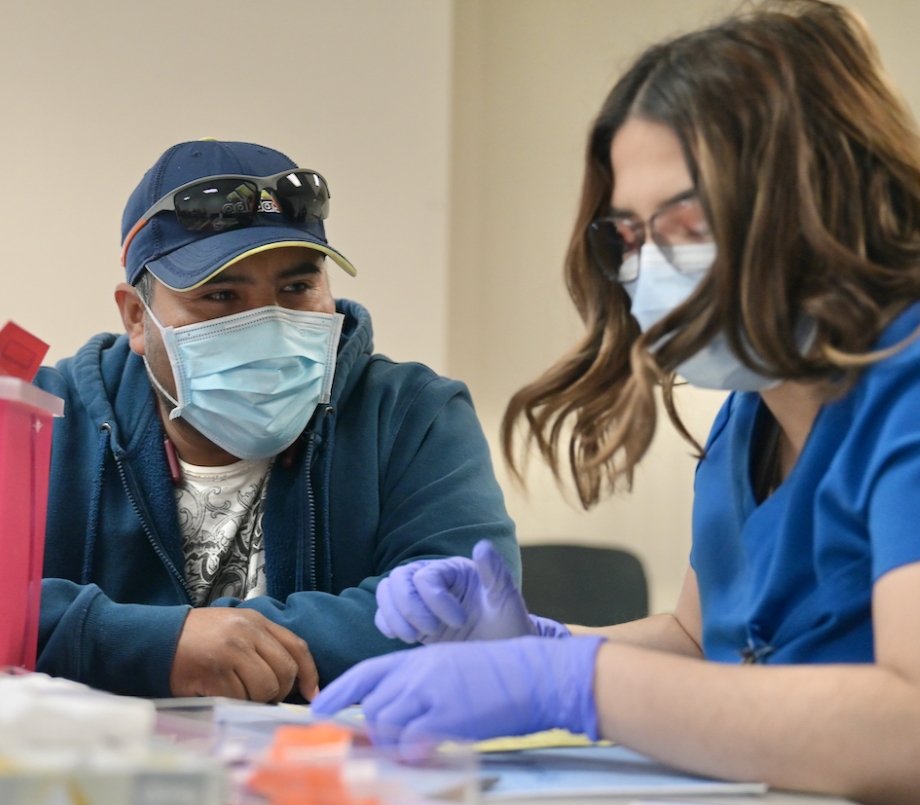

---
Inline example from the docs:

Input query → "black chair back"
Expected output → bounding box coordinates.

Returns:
[520,543,648,627]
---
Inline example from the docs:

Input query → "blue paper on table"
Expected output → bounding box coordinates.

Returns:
[479,744,767,800]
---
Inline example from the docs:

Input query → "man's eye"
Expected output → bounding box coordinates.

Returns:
[283,282,311,293]
[203,289,236,302]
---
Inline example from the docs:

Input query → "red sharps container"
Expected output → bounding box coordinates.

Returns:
[0,322,63,670]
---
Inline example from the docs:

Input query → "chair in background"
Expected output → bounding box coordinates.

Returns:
[519,543,649,627]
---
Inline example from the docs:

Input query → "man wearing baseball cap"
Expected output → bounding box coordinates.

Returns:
[35,139,519,701]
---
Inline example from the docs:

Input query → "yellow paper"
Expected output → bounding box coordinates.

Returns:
[473,728,613,753]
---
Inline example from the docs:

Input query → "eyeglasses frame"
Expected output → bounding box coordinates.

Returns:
[588,191,708,284]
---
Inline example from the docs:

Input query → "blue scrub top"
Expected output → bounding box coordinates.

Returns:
[691,302,920,664]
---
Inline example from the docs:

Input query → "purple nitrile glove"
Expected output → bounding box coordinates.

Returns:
[374,540,569,644]
[311,635,605,745]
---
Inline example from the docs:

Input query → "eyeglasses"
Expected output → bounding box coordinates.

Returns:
[587,193,712,283]
[120,169,331,267]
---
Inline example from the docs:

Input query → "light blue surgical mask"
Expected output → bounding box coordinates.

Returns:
[622,242,782,392]
[143,302,344,460]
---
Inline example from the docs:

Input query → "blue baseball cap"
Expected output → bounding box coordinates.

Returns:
[121,139,356,289]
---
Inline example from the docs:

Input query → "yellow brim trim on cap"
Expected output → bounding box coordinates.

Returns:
[160,240,357,292]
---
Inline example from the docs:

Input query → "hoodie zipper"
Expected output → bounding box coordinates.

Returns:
[104,424,194,604]
[300,404,334,593]
[303,431,318,592]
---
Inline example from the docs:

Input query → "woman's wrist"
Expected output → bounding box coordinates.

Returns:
[530,614,572,638]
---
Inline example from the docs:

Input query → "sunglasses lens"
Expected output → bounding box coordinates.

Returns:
[173,179,259,233]
[273,171,331,223]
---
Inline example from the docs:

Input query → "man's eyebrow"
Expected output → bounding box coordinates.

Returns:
[277,260,324,280]
[609,188,697,218]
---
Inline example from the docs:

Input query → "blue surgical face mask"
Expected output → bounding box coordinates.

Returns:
[622,242,782,392]
[143,302,344,460]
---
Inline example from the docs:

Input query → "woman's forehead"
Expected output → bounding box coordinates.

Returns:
[610,119,693,219]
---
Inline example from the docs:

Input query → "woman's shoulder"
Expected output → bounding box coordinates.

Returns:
[834,302,920,468]
[856,301,920,397]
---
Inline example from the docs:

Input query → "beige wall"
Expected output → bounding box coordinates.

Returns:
[4,1,920,616]
[448,0,920,613]
[1,0,453,372]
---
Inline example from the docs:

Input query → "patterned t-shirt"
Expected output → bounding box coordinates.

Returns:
[175,457,273,606]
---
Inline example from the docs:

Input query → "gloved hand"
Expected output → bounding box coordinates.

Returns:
[374,540,569,644]
[310,635,604,745]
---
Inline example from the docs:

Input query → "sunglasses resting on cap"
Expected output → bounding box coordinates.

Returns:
[120,169,331,268]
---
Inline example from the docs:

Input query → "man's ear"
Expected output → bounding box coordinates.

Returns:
[114,282,146,356]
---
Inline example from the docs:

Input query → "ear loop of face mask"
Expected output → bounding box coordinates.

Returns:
[140,299,186,418]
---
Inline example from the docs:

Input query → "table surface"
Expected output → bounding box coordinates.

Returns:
[154,701,860,805]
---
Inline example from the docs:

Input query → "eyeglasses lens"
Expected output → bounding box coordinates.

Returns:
[589,198,712,283]
[173,179,259,233]
[274,172,331,223]
[651,199,711,265]
[587,218,643,283]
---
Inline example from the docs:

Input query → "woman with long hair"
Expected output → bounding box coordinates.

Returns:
[313,2,920,800]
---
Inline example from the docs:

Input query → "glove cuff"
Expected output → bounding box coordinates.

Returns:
[529,614,571,638]
[556,635,605,740]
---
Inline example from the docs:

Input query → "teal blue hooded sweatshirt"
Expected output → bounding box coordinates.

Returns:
[35,299,519,697]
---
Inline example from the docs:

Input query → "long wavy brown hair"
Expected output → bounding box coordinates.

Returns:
[501,0,920,509]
